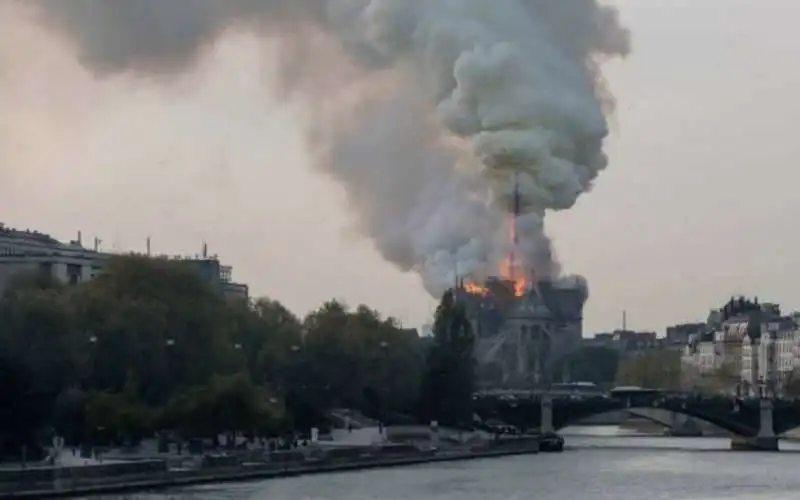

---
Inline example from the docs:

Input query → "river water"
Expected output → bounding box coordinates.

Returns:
[83,428,800,500]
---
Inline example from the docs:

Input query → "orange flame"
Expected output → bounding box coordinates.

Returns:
[500,215,527,296]
[499,257,527,297]
[463,281,489,296]
[461,216,530,297]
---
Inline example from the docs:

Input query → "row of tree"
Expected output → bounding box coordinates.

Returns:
[0,255,475,459]
[557,344,682,391]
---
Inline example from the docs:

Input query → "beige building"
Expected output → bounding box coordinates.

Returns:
[742,317,799,397]
[680,296,800,396]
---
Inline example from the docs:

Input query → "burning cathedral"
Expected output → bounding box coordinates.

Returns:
[456,275,586,390]
[453,172,588,390]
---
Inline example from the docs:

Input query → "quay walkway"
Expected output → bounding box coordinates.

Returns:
[0,428,541,498]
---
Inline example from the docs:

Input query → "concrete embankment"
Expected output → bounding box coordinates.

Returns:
[0,443,540,499]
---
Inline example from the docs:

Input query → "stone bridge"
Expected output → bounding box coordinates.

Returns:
[473,388,800,451]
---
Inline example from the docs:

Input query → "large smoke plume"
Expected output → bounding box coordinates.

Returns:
[25,0,630,296]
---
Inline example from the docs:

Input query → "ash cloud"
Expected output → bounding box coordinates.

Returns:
[26,0,630,296]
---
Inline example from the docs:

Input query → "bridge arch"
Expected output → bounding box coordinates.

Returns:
[625,407,706,432]
[770,401,800,435]
[553,401,755,436]
[473,391,761,437]
[565,406,706,431]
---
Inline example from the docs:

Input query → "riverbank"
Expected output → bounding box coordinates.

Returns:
[0,444,541,499]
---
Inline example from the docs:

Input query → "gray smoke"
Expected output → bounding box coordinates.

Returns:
[26,0,630,296]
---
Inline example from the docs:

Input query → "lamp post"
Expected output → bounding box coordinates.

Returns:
[165,338,176,390]
[378,341,389,438]
[285,344,303,442]
[85,334,98,390]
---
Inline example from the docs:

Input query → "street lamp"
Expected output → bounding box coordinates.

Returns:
[85,335,99,390]
[377,340,390,438]
[165,338,176,384]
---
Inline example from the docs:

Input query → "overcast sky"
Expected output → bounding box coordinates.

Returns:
[2,1,799,335]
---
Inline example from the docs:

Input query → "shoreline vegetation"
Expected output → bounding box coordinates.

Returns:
[0,252,674,468]
[0,248,705,500]
[1,255,478,463]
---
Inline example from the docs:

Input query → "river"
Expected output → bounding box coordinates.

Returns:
[80,427,800,500]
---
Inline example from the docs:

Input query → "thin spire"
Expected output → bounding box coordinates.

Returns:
[509,171,520,283]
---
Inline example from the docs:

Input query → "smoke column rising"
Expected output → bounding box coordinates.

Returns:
[25,0,630,296]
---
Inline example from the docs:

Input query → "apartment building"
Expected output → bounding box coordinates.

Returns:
[741,316,799,396]
[680,296,800,396]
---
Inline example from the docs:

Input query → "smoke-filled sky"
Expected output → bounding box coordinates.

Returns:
[2,0,800,334]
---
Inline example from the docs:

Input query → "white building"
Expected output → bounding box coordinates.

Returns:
[0,223,248,301]
[742,317,800,397]
[681,332,717,388]
[680,297,800,395]
[0,224,105,294]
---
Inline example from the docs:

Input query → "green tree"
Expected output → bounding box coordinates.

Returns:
[782,368,800,398]
[419,290,475,428]
[160,373,278,441]
[615,349,681,390]
[555,346,620,388]
[347,305,423,422]
[0,273,77,457]
[0,252,429,454]
[708,360,740,393]
[247,298,304,388]
[51,387,89,446]
[0,350,50,458]
[84,391,151,446]
[67,255,241,404]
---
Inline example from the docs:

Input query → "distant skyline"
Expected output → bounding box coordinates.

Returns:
[2,1,800,334]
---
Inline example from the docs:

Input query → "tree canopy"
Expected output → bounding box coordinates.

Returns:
[615,349,682,390]
[0,255,430,458]
[418,290,475,428]
[554,345,620,389]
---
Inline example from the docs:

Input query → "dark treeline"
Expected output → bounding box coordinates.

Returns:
[0,256,475,459]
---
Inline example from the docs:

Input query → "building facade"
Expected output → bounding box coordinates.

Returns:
[0,223,248,301]
[667,322,706,346]
[680,296,800,396]
[457,277,585,390]
[0,224,105,294]
[741,316,799,396]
